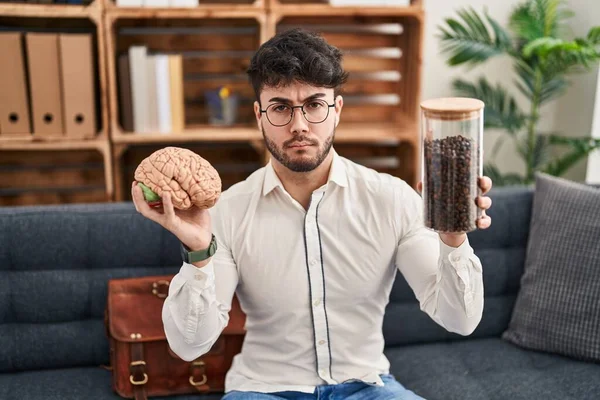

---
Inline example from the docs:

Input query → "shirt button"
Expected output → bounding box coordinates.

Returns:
[313,298,321,307]
[310,260,318,266]
[320,369,327,376]
[452,255,461,262]
[318,340,326,345]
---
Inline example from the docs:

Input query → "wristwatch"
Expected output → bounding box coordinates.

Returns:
[180,234,217,263]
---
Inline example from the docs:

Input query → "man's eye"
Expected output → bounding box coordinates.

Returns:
[273,105,289,113]
[307,102,323,109]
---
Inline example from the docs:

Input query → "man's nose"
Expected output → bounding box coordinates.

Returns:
[289,107,309,134]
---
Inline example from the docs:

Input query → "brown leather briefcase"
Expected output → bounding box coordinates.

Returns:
[105,275,245,400]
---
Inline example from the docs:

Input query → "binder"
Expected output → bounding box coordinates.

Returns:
[26,33,64,136]
[59,33,97,138]
[117,53,134,132]
[146,55,159,132]
[169,54,185,132]
[129,46,149,133]
[0,32,32,135]
[58,34,96,138]
[154,54,172,134]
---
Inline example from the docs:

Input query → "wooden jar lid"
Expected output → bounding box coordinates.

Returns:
[420,97,484,121]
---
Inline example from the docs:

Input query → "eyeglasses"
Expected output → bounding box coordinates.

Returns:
[260,99,335,127]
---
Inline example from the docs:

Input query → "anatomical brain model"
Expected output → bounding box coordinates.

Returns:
[134,146,221,210]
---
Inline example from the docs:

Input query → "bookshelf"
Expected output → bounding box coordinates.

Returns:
[104,4,268,200]
[268,0,424,185]
[0,0,424,206]
[0,0,113,205]
[0,1,100,19]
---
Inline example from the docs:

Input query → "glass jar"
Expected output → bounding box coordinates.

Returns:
[420,97,484,233]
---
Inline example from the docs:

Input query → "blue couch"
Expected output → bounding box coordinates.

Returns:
[1,185,599,400]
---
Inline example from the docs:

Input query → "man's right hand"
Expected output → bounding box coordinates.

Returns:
[131,181,213,260]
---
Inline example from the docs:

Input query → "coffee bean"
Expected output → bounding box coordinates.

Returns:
[423,135,480,232]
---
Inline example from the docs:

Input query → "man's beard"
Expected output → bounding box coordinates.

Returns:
[262,127,335,173]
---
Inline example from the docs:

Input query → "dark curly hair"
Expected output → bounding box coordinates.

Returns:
[246,28,349,102]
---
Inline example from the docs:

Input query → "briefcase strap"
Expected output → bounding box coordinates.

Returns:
[129,343,148,400]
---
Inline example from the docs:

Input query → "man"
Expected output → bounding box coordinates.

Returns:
[132,28,492,400]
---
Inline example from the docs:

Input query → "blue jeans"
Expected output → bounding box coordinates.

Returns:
[221,374,425,399]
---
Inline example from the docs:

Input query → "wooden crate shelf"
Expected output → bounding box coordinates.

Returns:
[110,120,416,145]
[104,0,264,13]
[269,5,422,19]
[268,0,423,14]
[115,141,263,202]
[0,7,113,204]
[105,11,270,200]
[0,147,110,206]
[0,1,102,21]
[264,10,424,186]
[112,125,261,144]
[1,0,424,206]
[104,7,265,19]
[104,12,268,135]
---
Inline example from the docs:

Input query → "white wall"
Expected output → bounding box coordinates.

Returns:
[421,0,600,182]
[585,66,600,184]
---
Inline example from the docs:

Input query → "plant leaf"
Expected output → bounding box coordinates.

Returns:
[518,36,597,104]
[588,26,600,44]
[485,10,513,50]
[523,36,600,81]
[539,76,568,104]
[524,37,600,65]
[509,2,545,43]
[529,134,551,169]
[509,0,573,42]
[438,7,513,66]
[452,77,526,134]
[542,135,600,176]
[513,58,537,99]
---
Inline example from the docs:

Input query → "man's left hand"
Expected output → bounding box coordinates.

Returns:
[417,176,493,248]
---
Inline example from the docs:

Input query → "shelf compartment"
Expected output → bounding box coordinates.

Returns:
[105,14,266,137]
[0,15,110,143]
[111,119,416,144]
[114,141,263,201]
[273,15,423,123]
[104,0,265,18]
[0,148,110,206]
[0,1,101,21]
[268,0,423,18]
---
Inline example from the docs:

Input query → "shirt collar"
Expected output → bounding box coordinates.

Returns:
[262,149,348,197]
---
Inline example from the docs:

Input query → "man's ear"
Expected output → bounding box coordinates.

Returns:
[334,95,343,127]
[254,101,262,129]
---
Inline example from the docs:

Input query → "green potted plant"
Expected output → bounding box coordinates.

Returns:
[438,0,600,185]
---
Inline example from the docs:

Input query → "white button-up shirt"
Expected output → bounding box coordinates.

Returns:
[162,150,484,394]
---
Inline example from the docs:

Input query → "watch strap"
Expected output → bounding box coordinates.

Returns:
[180,234,217,263]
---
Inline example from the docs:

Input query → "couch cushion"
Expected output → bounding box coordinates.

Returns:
[383,186,532,346]
[502,173,600,362]
[386,338,600,400]
[0,203,183,372]
[0,367,224,400]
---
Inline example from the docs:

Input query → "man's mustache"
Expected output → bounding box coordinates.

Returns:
[284,137,318,148]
